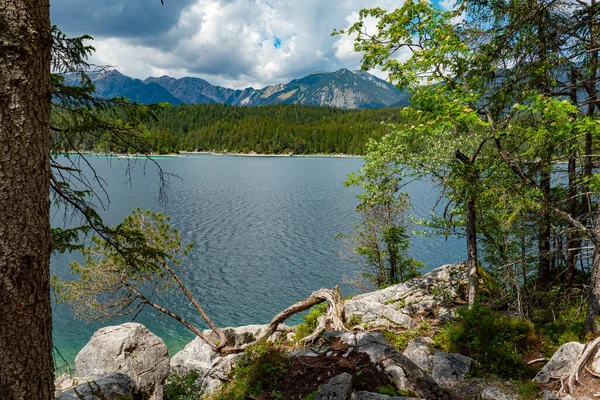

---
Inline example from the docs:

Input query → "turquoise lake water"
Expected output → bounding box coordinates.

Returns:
[50,154,465,370]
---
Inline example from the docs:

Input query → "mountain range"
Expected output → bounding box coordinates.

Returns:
[72,69,409,110]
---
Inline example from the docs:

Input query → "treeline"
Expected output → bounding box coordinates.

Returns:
[72,104,408,155]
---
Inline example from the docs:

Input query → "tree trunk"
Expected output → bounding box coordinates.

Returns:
[586,243,600,334]
[0,2,53,399]
[466,195,478,306]
[565,155,579,287]
[538,169,551,284]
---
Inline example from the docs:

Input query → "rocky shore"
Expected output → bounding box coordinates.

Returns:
[53,263,600,400]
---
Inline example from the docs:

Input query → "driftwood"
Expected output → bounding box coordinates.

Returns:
[565,336,600,393]
[221,286,345,354]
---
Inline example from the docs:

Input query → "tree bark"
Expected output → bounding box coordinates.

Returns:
[538,169,551,284]
[0,1,53,399]
[565,156,579,287]
[586,242,600,333]
[466,195,478,306]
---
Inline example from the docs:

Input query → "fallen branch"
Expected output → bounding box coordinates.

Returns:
[527,358,548,365]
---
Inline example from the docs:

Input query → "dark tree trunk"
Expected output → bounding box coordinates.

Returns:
[586,244,600,333]
[538,169,551,284]
[0,1,53,399]
[565,156,579,287]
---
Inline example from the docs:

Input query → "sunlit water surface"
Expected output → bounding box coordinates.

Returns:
[51,154,465,368]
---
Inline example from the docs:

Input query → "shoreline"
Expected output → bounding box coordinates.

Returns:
[67,151,364,159]
[179,151,363,158]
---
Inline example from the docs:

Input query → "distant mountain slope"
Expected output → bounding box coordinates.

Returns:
[64,70,184,105]
[258,69,409,109]
[90,69,408,109]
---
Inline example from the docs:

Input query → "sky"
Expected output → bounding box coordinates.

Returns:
[50,0,451,90]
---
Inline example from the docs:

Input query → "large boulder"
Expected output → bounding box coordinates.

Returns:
[403,337,434,373]
[402,336,472,383]
[339,332,449,400]
[75,322,169,400]
[534,342,584,383]
[57,373,135,400]
[344,263,468,329]
[431,351,473,382]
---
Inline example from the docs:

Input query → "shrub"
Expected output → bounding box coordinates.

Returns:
[294,303,328,341]
[441,304,537,378]
[213,341,289,400]
[164,371,201,400]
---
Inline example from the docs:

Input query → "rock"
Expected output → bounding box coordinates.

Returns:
[54,374,77,394]
[57,373,135,400]
[479,388,515,400]
[540,391,559,400]
[438,307,455,324]
[202,324,292,348]
[403,337,434,373]
[340,332,449,400]
[74,322,169,400]
[344,263,467,329]
[316,372,354,400]
[170,336,219,376]
[431,351,473,382]
[352,392,424,400]
[534,342,584,383]
[288,348,319,357]
[345,300,417,329]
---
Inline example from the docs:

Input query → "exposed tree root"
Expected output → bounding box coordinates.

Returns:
[220,286,345,354]
[566,336,600,393]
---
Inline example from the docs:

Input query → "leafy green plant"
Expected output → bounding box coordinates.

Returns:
[442,304,537,378]
[213,341,289,400]
[295,303,328,341]
[164,371,200,400]
[382,329,419,351]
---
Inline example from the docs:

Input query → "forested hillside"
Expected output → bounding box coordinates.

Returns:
[68,104,408,155]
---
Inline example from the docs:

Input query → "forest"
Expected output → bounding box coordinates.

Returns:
[55,103,408,155]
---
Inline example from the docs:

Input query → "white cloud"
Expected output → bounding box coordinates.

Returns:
[76,0,411,88]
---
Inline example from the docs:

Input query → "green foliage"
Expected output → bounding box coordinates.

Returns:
[53,208,193,320]
[517,380,540,400]
[376,385,410,397]
[301,389,319,400]
[213,341,289,400]
[295,303,328,342]
[530,289,588,347]
[67,103,409,155]
[339,162,423,290]
[441,304,537,378]
[382,330,420,351]
[164,371,201,400]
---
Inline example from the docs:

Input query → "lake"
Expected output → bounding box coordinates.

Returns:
[51,154,465,370]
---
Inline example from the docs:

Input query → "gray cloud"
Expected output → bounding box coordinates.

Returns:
[51,0,408,88]
[50,0,195,38]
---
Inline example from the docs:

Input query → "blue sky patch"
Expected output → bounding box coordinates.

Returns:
[274,37,282,49]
